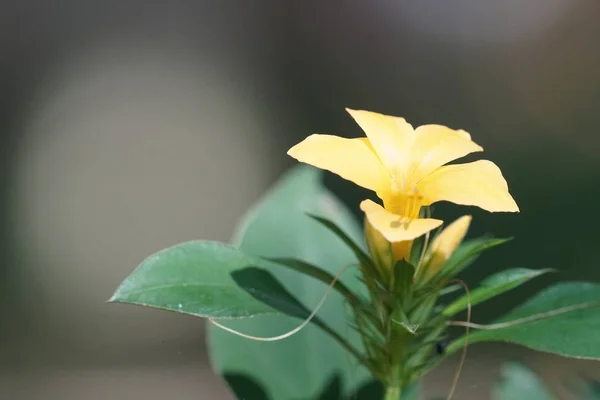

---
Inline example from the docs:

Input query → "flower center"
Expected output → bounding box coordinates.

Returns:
[404,187,424,219]
[383,186,424,219]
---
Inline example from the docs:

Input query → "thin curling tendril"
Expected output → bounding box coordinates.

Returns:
[448,301,600,330]
[209,264,355,341]
[446,279,471,400]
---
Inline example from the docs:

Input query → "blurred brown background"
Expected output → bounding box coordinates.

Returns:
[1,1,600,399]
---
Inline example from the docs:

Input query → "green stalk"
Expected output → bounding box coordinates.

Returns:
[384,385,401,400]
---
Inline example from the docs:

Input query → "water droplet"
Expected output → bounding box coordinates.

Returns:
[178,303,183,309]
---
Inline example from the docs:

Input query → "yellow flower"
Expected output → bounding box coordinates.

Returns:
[288,109,518,243]
[364,216,413,271]
[421,215,472,278]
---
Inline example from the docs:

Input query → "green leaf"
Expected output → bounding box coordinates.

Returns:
[394,259,416,301]
[208,166,370,400]
[492,362,556,400]
[318,376,342,400]
[438,283,461,297]
[267,257,358,305]
[442,268,554,317]
[310,378,417,400]
[230,267,318,320]
[308,214,382,293]
[408,232,429,268]
[347,381,418,400]
[349,380,384,400]
[224,374,271,400]
[447,282,600,360]
[437,237,511,280]
[307,214,373,271]
[110,241,308,319]
[392,320,418,337]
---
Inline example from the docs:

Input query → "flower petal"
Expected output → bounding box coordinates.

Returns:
[346,109,414,172]
[287,134,389,192]
[418,160,519,212]
[360,199,442,242]
[409,125,483,182]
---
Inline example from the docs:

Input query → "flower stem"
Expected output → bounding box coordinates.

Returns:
[384,385,401,400]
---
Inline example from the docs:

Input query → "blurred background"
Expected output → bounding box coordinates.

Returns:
[1,1,600,399]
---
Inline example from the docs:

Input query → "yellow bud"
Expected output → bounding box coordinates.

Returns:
[365,218,412,271]
[423,215,472,278]
[365,217,393,271]
[391,241,412,263]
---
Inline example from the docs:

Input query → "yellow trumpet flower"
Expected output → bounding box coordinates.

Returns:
[288,109,518,244]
